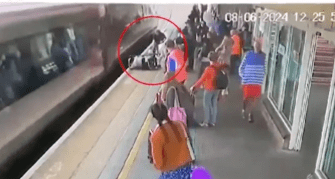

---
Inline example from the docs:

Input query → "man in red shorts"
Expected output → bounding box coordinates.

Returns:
[239,40,266,123]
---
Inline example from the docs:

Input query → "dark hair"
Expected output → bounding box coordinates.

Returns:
[242,22,249,30]
[208,51,218,62]
[150,103,182,143]
[151,103,168,125]
[153,30,166,44]
[165,39,175,49]
[175,37,184,45]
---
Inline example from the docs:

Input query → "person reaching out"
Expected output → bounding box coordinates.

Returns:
[190,51,228,127]
[215,34,234,97]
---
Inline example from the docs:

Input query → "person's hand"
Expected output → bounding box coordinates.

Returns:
[190,86,196,93]
[162,94,166,102]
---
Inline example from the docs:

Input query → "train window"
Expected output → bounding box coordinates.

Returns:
[30,33,52,63]
[0,20,95,112]
[67,28,76,41]
[0,42,24,110]
[0,22,91,112]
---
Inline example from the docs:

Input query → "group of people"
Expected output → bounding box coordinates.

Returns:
[146,5,266,179]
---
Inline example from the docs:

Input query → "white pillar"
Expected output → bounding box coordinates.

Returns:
[289,31,316,150]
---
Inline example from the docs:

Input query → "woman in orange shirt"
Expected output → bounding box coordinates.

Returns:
[149,102,194,178]
[190,51,228,127]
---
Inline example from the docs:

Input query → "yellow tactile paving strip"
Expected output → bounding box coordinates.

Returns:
[117,108,154,179]
[28,70,162,179]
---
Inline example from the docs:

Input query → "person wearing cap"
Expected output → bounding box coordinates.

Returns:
[190,51,228,127]
[165,39,188,84]
[239,40,266,123]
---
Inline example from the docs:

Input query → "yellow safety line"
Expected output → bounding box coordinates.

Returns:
[117,112,153,179]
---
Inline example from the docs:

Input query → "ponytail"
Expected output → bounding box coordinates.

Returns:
[150,103,183,143]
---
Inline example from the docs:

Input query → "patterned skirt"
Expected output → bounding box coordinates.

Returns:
[159,165,194,179]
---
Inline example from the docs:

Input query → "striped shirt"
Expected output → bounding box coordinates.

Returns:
[239,51,266,85]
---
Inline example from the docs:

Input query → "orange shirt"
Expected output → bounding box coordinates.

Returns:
[194,62,228,91]
[231,34,242,55]
[150,121,192,172]
[167,49,188,83]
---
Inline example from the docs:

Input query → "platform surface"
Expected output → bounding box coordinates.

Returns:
[124,70,316,179]
[22,68,164,179]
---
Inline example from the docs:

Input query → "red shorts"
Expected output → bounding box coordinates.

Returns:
[243,84,262,100]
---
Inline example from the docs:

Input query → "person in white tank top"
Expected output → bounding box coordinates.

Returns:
[215,35,234,97]
[216,35,234,67]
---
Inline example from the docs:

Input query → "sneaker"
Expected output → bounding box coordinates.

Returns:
[242,109,245,119]
[199,122,208,127]
[225,88,229,95]
[209,123,216,127]
[248,113,254,123]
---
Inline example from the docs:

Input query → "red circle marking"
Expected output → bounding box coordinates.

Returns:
[117,15,188,86]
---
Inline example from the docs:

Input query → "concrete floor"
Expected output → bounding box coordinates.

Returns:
[127,69,319,179]
[299,84,330,174]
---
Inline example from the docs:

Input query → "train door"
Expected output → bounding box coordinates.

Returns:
[31,33,59,85]
[270,24,291,108]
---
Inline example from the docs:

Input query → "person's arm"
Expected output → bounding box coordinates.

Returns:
[215,39,224,52]
[150,132,164,170]
[239,52,248,78]
[219,63,229,70]
[141,39,155,56]
[192,67,210,90]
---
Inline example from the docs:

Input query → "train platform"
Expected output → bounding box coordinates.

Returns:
[0,16,157,176]
[22,66,318,179]
[117,71,316,179]
[22,69,164,179]
[19,24,317,179]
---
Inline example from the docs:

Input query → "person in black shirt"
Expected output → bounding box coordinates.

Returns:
[199,4,208,22]
[241,23,253,52]
[189,5,200,24]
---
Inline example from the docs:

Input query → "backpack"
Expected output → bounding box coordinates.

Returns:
[215,67,228,89]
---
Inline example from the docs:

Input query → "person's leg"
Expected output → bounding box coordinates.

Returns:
[246,85,262,122]
[235,55,241,75]
[230,55,236,74]
[242,98,248,119]
[202,90,211,126]
[210,90,220,126]
[244,97,259,122]
[246,96,260,123]
[224,68,230,95]
[166,88,175,109]
[242,85,249,119]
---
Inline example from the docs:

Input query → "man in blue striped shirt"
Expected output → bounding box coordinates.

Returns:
[239,40,266,123]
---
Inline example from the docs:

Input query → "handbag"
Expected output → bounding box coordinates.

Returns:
[167,87,187,126]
